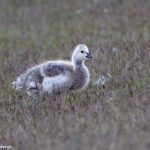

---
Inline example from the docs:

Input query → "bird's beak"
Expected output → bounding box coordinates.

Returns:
[86,52,92,59]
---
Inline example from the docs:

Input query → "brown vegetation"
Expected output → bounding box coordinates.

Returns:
[0,0,150,149]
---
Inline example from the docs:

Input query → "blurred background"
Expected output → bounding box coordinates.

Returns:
[0,0,150,150]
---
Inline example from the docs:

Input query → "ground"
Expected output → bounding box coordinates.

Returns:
[0,0,150,150]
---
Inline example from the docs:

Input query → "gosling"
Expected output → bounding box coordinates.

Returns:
[12,44,92,97]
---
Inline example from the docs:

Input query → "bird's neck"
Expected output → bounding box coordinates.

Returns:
[72,57,84,69]
[70,58,89,90]
[75,60,83,67]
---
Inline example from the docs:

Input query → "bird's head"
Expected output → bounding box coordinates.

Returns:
[72,44,92,65]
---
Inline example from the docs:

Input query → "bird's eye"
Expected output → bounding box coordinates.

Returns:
[81,50,84,53]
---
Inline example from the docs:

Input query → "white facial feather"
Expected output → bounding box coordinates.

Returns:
[72,44,90,63]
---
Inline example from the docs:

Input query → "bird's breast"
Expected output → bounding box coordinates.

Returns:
[69,66,90,90]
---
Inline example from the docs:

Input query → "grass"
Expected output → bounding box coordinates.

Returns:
[0,0,150,149]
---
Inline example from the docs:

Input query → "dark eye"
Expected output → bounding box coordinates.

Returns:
[81,50,84,53]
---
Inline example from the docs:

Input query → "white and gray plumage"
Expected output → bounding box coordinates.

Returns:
[12,44,92,97]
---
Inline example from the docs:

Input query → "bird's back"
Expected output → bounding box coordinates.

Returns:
[40,60,73,77]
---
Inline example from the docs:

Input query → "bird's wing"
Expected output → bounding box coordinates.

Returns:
[42,62,70,77]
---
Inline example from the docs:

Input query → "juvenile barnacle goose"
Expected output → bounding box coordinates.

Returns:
[12,44,92,97]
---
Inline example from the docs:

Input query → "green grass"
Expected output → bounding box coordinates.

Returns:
[0,0,150,150]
